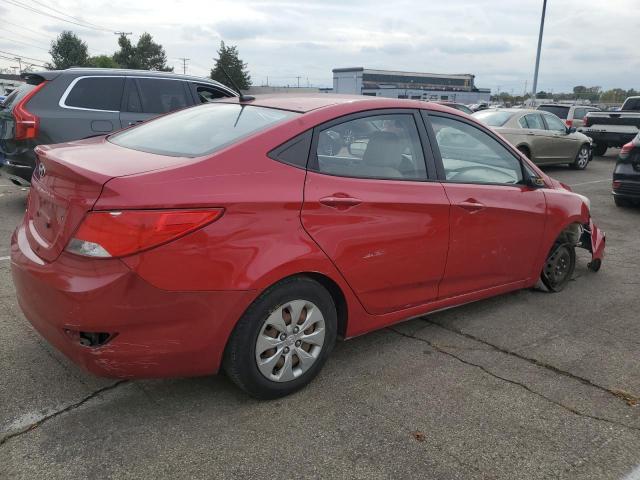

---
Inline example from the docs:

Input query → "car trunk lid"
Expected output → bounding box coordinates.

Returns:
[26,137,192,262]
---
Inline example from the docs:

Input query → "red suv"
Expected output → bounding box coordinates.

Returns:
[11,95,605,398]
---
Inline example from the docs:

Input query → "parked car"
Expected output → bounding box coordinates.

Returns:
[0,68,237,186]
[537,104,600,129]
[612,132,640,207]
[11,95,605,399]
[581,96,640,156]
[434,102,473,115]
[469,102,489,112]
[0,95,6,104]
[473,108,593,169]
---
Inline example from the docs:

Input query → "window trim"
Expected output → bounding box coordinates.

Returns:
[59,75,201,113]
[306,108,439,182]
[422,110,528,186]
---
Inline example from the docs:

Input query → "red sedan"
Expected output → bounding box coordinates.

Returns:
[11,95,605,398]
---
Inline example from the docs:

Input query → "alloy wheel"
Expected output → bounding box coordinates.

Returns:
[574,146,590,169]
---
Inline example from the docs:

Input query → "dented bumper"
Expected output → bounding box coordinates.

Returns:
[580,218,606,265]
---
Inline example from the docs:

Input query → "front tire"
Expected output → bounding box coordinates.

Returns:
[571,145,590,170]
[224,277,337,399]
[541,243,576,292]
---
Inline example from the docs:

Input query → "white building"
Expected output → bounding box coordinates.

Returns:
[333,67,490,104]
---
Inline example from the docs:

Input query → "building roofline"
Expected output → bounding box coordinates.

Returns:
[333,67,474,79]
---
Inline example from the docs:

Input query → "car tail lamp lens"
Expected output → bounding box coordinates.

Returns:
[565,119,573,128]
[66,209,224,258]
[612,180,621,189]
[583,116,591,127]
[620,141,634,159]
[13,81,47,141]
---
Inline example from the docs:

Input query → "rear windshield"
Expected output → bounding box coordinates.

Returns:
[472,110,514,127]
[537,105,569,119]
[622,97,640,111]
[0,84,36,111]
[109,103,298,157]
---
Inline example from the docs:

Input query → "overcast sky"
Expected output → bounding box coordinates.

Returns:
[0,0,638,93]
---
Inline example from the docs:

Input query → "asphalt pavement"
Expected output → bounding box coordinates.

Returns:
[1,151,639,479]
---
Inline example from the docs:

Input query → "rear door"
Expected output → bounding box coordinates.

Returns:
[301,110,450,315]
[541,112,580,161]
[425,112,546,298]
[520,113,556,164]
[119,77,194,128]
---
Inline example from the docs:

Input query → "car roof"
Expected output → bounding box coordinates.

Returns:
[22,68,236,91]
[214,93,460,114]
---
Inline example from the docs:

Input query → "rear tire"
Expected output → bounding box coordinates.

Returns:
[517,146,531,159]
[223,277,337,399]
[570,144,590,170]
[541,243,576,292]
[614,196,633,207]
[593,143,608,156]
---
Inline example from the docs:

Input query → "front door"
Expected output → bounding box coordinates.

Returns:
[426,113,547,298]
[302,111,450,315]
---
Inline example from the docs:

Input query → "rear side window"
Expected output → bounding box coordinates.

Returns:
[572,107,586,119]
[109,103,298,157]
[522,114,545,130]
[195,84,229,103]
[622,98,640,111]
[64,77,124,111]
[136,78,190,114]
[537,105,569,119]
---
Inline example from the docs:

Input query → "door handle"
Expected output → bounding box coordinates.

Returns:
[457,199,485,213]
[319,195,362,210]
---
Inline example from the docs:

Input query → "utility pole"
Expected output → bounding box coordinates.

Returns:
[296,76,301,88]
[177,57,190,75]
[114,32,133,37]
[14,57,22,73]
[531,0,547,105]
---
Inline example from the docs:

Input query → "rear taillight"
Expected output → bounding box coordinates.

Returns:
[13,81,47,141]
[620,142,634,159]
[66,209,224,258]
[565,119,573,128]
[612,180,621,189]
[583,116,591,128]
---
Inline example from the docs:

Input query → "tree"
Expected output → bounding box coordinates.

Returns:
[210,41,251,90]
[573,85,587,95]
[88,55,119,68]
[49,31,89,69]
[113,34,138,69]
[112,33,172,71]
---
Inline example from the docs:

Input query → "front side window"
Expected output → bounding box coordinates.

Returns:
[110,103,297,157]
[543,114,567,132]
[135,79,189,114]
[430,115,523,185]
[195,84,229,103]
[522,114,545,130]
[313,114,427,180]
[64,77,124,111]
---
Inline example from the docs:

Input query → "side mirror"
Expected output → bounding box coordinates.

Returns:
[567,126,577,134]
[527,175,546,188]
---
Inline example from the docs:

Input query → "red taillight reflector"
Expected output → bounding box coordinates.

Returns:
[13,81,47,141]
[620,142,634,158]
[583,116,591,127]
[66,209,224,258]
[612,180,621,189]
[565,119,573,128]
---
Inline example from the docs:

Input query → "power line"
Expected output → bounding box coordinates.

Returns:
[29,0,115,31]
[0,19,55,39]
[0,35,50,51]
[0,0,114,33]
[0,25,53,45]
[0,49,48,64]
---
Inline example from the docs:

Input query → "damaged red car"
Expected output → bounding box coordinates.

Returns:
[11,95,605,398]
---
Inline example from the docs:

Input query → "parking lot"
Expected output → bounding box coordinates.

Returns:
[0,152,638,479]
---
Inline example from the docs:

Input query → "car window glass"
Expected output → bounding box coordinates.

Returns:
[523,114,545,130]
[573,107,586,119]
[314,114,427,180]
[65,77,124,111]
[518,116,528,128]
[537,105,569,119]
[543,114,567,132]
[136,78,189,114]
[195,84,228,103]
[430,116,523,185]
[123,82,142,113]
[110,103,297,157]
[472,110,513,127]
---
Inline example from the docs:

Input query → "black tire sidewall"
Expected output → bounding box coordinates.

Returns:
[541,243,576,292]
[593,144,607,156]
[224,277,337,399]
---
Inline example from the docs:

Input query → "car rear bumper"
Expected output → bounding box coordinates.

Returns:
[580,129,637,147]
[0,152,34,186]
[10,223,255,378]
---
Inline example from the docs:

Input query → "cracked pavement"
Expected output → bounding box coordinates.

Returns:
[1,154,639,479]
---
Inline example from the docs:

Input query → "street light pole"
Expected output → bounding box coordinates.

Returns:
[531,0,547,106]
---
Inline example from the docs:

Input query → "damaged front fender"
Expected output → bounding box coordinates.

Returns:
[579,218,606,271]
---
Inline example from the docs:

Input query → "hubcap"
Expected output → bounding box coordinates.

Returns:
[255,300,326,383]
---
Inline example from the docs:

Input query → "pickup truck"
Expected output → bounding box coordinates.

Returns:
[581,97,640,155]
